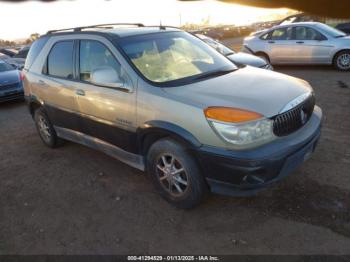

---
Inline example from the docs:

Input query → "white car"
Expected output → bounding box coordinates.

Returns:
[243,22,350,70]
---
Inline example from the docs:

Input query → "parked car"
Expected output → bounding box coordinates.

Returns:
[243,22,350,70]
[0,48,18,57]
[14,45,30,59]
[278,13,322,26]
[23,24,322,208]
[336,22,350,34]
[196,34,273,70]
[3,57,25,70]
[0,60,24,102]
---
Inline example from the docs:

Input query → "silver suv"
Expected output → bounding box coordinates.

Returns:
[23,24,322,208]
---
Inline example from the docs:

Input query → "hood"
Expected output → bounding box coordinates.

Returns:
[0,69,20,85]
[338,35,350,41]
[227,52,267,68]
[163,67,312,118]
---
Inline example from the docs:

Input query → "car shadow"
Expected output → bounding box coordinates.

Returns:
[0,99,25,110]
[208,177,350,238]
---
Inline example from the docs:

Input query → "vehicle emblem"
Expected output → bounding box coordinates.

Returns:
[280,92,312,113]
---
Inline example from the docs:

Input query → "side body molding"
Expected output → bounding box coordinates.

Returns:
[55,126,145,171]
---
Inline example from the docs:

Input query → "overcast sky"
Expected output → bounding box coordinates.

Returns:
[0,0,291,40]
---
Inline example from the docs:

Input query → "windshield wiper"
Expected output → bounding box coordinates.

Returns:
[335,35,346,38]
[194,69,236,81]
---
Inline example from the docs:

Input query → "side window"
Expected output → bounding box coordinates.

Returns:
[79,40,121,83]
[294,26,326,40]
[24,37,49,70]
[271,27,293,40]
[47,41,74,79]
[260,32,271,40]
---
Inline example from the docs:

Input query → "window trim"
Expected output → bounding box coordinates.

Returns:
[44,40,76,80]
[292,26,328,41]
[76,39,123,88]
[42,37,132,92]
[269,27,293,41]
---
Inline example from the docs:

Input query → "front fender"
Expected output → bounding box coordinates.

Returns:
[137,120,202,154]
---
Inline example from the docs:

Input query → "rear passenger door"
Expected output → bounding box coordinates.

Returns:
[41,40,81,132]
[292,26,333,64]
[73,39,138,153]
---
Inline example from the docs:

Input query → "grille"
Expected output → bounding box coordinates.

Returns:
[273,94,315,137]
[0,82,20,91]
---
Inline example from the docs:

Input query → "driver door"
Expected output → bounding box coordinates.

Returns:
[72,39,137,152]
[267,26,295,64]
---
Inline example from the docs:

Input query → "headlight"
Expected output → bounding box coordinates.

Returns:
[205,107,275,149]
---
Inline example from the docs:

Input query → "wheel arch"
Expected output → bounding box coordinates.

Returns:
[28,96,44,117]
[137,121,202,156]
[332,49,350,64]
[254,51,270,63]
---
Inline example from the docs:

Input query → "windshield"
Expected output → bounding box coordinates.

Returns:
[117,31,236,85]
[316,23,346,38]
[0,62,15,72]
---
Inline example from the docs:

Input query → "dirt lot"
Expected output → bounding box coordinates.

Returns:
[0,66,350,255]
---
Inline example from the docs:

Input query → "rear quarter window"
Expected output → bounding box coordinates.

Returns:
[24,37,49,71]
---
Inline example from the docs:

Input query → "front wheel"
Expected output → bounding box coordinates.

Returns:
[334,51,350,71]
[147,138,208,209]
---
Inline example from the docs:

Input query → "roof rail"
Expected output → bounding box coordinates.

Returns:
[46,23,145,34]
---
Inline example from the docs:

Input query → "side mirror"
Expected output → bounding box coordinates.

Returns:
[91,67,129,90]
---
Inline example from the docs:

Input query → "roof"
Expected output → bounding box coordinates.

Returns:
[273,22,322,29]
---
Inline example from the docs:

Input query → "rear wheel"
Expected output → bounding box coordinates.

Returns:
[147,138,208,209]
[334,51,350,71]
[34,108,63,148]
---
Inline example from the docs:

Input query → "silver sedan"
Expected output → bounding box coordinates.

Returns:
[243,22,350,71]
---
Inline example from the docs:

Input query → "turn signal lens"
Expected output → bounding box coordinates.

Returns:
[204,107,263,123]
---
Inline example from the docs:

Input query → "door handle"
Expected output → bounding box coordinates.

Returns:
[76,89,85,96]
[296,41,304,44]
[268,41,275,44]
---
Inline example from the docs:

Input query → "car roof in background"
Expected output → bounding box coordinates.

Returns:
[271,22,322,30]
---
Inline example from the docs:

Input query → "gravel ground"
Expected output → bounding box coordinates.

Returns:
[0,66,349,255]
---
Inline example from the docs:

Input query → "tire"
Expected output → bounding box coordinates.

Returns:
[333,51,350,71]
[146,138,208,209]
[34,107,63,148]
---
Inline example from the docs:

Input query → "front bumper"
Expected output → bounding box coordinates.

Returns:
[195,106,322,196]
[0,88,24,103]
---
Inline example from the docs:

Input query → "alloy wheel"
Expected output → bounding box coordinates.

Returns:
[156,154,189,197]
[337,53,350,70]
[38,116,52,143]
